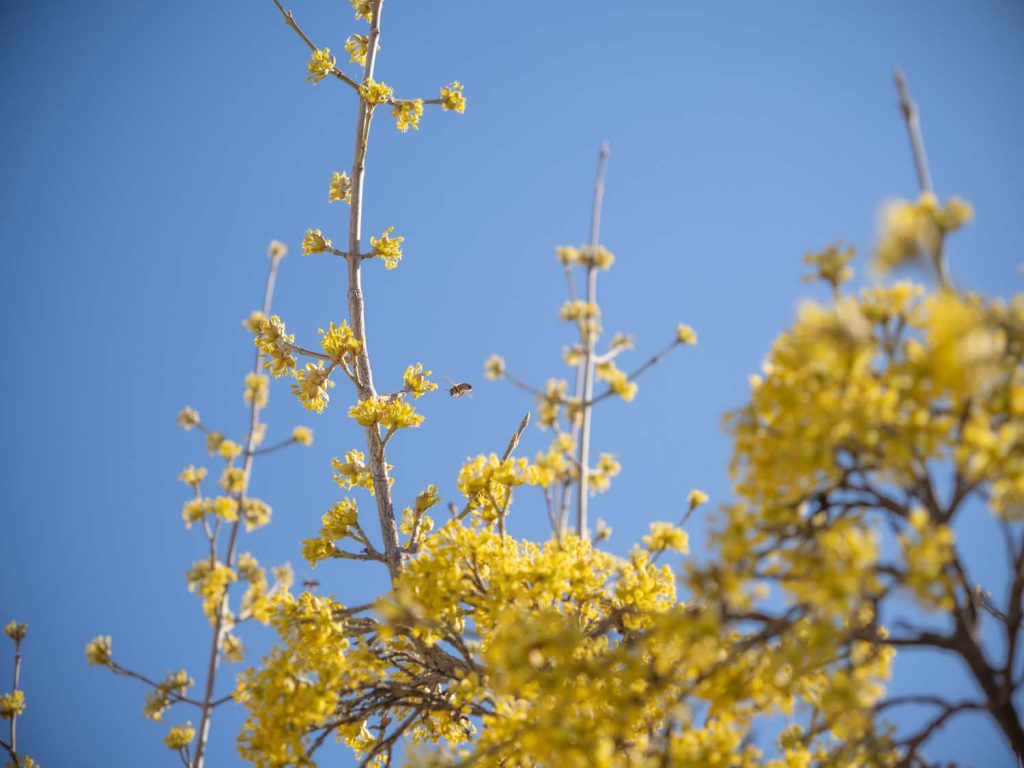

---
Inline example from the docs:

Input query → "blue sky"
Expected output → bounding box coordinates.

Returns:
[1,1,1022,766]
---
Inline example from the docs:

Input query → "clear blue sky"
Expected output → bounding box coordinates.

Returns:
[1,1,1022,766]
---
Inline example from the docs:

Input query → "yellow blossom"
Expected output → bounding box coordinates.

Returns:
[4,621,26,642]
[176,406,200,430]
[0,690,25,720]
[484,354,505,380]
[85,635,112,666]
[392,99,423,133]
[244,373,269,408]
[344,34,369,65]
[370,227,403,269]
[403,363,438,398]
[290,361,335,413]
[329,171,352,204]
[359,78,393,106]
[254,315,297,377]
[163,721,195,750]
[242,310,267,333]
[291,426,313,446]
[676,323,698,345]
[440,81,466,113]
[687,488,709,510]
[178,465,207,489]
[319,320,363,362]
[351,0,373,22]
[306,47,335,85]
[301,228,332,255]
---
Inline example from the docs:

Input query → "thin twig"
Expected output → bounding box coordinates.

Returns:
[575,142,610,539]
[193,249,283,768]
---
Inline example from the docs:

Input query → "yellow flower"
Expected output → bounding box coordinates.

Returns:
[242,310,267,333]
[220,467,246,494]
[351,0,373,22]
[687,489,709,510]
[178,465,207,489]
[484,354,505,380]
[403,363,438,399]
[290,361,335,413]
[176,406,200,430]
[291,426,313,446]
[255,315,297,377]
[302,228,332,255]
[596,360,637,402]
[218,439,243,461]
[332,449,375,493]
[803,243,855,292]
[359,78,393,106]
[85,635,113,666]
[222,634,245,664]
[370,227,404,269]
[344,34,369,66]
[579,244,615,270]
[0,690,25,720]
[3,621,26,641]
[319,320,363,362]
[329,171,352,204]
[392,100,423,133]
[164,721,195,750]
[306,47,335,84]
[643,521,689,554]
[676,323,697,345]
[440,81,466,113]
[242,498,272,532]
[556,245,579,265]
[244,373,269,408]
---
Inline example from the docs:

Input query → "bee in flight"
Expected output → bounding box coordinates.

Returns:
[445,376,473,398]
[302,578,320,590]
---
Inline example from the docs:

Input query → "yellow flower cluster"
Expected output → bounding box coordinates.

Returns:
[351,0,373,22]
[595,359,637,401]
[587,452,621,493]
[186,560,237,623]
[319,320,363,363]
[290,361,335,412]
[456,454,531,523]
[344,33,368,66]
[370,226,403,269]
[349,395,423,429]
[176,406,200,430]
[328,170,352,204]
[254,315,296,377]
[676,323,698,345]
[803,242,855,292]
[332,449,375,494]
[142,669,194,722]
[874,192,972,274]
[301,228,332,255]
[899,507,956,610]
[359,77,393,106]
[291,425,313,445]
[439,81,466,113]
[306,47,335,84]
[557,244,615,270]
[163,721,195,750]
[392,99,423,133]
[85,635,112,667]
[483,353,505,380]
[402,363,438,398]
[530,433,577,488]
[244,372,269,408]
[0,689,25,719]
[242,310,267,333]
